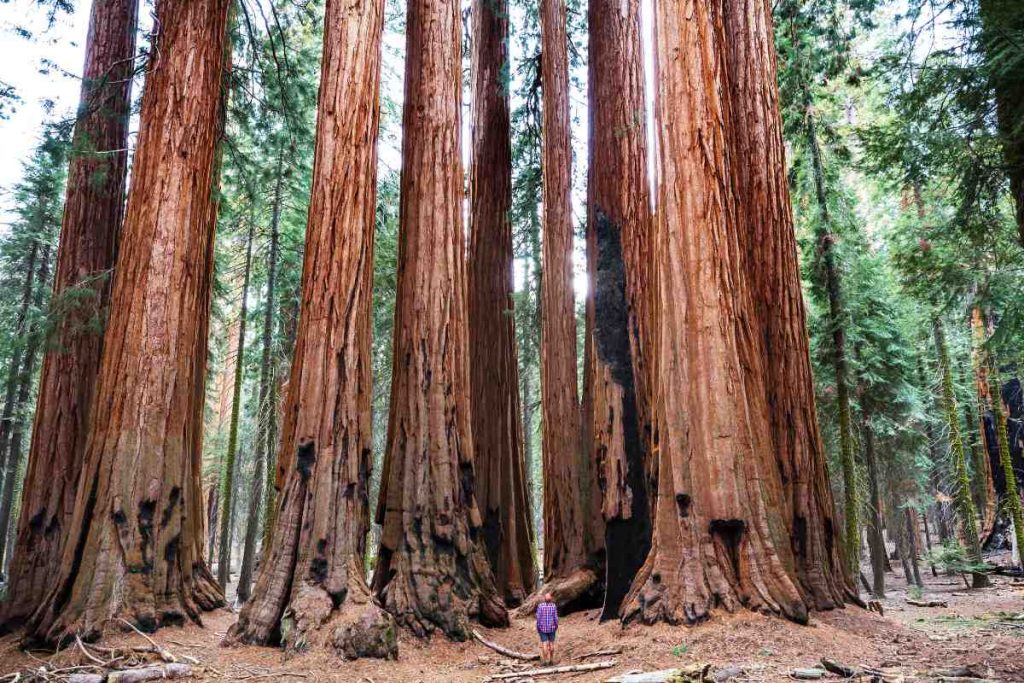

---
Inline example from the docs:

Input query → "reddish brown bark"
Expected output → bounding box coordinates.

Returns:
[722,0,850,609]
[586,0,653,621]
[370,0,508,639]
[621,0,820,625]
[225,0,395,659]
[467,0,537,608]
[534,0,600,611]
[2,0,137,627]
[23,0,229,643]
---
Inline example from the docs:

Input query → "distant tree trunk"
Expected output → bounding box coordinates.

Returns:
[988,365,1024,567]
[535,0,599,610]
[24,0,230,643]
[0,245,51,571]
[370,0,508,639]
[467,0,537,608]
[218,223,255,589]
[919,357,953,546]
[904,508,923,587]
[933,318,989,588]
[586,0,653,621]
[861,405,886,599]
[806,108,858,578]
[227,0,395,656]
[0,243,38,500]
[723,0,851,609]
[3,0,137,625]
[236,154,284,604]
[968,308,997,531]
[621,0,810,625]
[978,0,1024,244]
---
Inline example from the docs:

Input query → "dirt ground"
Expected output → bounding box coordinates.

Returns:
[2,555,1022,682]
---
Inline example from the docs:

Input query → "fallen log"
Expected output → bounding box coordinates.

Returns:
[790,668,825,680]
[575,647,623,661]
[485,659,616,680]
[472,629,539,662]
[68,663,193,683]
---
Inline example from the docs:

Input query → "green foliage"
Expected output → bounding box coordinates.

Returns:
[921,540,992,578]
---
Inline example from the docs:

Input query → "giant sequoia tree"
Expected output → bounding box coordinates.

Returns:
[534,0,601,610]
[622,0,849,625]
[226,0,396,658]
[370,0,508,638]
[3,0,137,626]
[586,0,653,620]
[467,0,537,607]
[23,0,230,643]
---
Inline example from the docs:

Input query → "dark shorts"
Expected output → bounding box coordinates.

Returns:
[538,630,556,643]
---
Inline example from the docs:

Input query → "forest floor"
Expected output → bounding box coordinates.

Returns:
[2,552,1022,682]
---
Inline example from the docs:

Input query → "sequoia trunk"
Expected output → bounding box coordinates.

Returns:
[586,0,653,621]
[535,0,599,610]
[25,0,230,643]
[370,0,508,638]
[722,0,850,609]
[3,0,137,626]
[227,0,395,656]
[467,0,537,608]
[622,0,809,625]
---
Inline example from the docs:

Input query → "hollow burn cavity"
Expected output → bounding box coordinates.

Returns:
[709,519,746,581]
[296,440,316,481]
[675,493,691,518]
[160,486,181,529]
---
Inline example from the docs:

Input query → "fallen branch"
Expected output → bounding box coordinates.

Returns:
[605,665,710,682]
[485,659,616,680]
[472,629,539,662]
[67,663,192,683]
[117,619,177,663]
[575,646,622,661]
[906,598,947,608]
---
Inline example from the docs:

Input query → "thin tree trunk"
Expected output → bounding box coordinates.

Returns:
[0,244,51,571]
[723,0,851,609]
[904,508,923,587]
[370,0,508,638]
[586,0,653,621]
[861,405,886,598]
[988,365,1024,567]
[468,0,537,608]
[806,107,858,578]
[236,154,283,604]
[969,308,998,532]
[218,222,255,589]
[922,509,937,576]
[2,0,137,626]
[24,0,230,643]
[0,243,38,499]
[622,0,809,625]
[534,0,599,610]
[228,0,395,655]
[933,317,989,588]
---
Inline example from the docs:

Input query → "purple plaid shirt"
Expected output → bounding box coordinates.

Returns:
[536,601,558,633]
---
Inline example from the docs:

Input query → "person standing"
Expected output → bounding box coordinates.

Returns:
[536,592,559,664]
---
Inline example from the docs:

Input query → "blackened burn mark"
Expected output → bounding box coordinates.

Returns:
[793,515,808,559]
[296,439,316,481]
[53,472,100,613]
[164,534,180,563]
[309,538,328,584]
[138,499,156,574]
[161,486,181,529]
[594,210,652,622]
[28,507,46,534]
[675,493,691,518]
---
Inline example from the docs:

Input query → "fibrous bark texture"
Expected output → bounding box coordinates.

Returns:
[2,0,137,628]
[722,0,850,610]
[536,0,600,610]
[586,0,652,621]
[24,0,230,643]
[467,0,537,608]
[622,0,843,626]
[371,0,508,639]
[227,0,395,659]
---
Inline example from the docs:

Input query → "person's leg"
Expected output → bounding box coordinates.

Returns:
[549,633,556,664]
